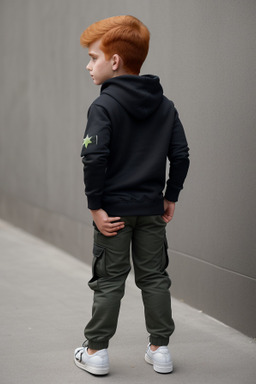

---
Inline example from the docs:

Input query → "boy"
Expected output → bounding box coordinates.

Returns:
[74,15,189,375]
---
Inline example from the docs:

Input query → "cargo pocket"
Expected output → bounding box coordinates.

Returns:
[161,236,169,272]
[88,244,106,290]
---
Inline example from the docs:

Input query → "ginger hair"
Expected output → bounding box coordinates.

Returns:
[80,15,150,74]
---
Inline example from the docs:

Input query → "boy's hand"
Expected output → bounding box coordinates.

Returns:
[162,199,175,223]
[90,209,125,237]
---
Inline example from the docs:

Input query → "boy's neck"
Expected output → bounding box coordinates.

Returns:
[112,68,138,78]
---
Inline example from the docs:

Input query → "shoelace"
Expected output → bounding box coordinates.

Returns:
[75,347,85,362]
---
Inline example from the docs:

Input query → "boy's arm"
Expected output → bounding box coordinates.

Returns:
[81,104,110,210]
[165,107,190,202]
[81,104,124,237]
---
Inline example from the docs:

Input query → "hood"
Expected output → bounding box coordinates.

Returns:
[100,75,163,120]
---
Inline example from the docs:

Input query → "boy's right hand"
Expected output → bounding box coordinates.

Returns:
[90,209,125,237]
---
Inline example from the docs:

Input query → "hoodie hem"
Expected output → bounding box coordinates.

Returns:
[102,199,164,217]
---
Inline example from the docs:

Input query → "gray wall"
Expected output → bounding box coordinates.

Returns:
[0,0,255,337]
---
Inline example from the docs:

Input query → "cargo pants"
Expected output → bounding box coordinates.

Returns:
[84,215,175,350]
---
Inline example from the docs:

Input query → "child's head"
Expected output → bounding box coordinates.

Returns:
[80,15,150,75]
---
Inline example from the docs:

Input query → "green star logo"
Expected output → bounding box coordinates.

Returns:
[83,135,92,148]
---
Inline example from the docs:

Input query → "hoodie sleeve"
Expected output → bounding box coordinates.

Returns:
[165,108,190,202]
[81,104,111,210]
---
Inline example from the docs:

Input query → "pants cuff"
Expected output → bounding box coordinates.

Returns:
[150,336,169,346]
[87,340,109,350]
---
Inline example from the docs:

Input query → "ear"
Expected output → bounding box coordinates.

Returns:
[112,54,122,71]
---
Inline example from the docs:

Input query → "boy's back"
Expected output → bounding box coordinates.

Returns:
[81,74,189,216]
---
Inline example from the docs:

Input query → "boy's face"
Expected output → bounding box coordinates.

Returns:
[86,39,114,85]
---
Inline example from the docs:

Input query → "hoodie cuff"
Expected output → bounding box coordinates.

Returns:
[164,187,180,203]
[87,196,102,210]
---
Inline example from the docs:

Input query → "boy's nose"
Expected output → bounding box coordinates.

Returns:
[86,63,92,71]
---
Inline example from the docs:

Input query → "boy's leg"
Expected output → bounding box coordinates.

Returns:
[84,219,135,350]
[132,216,175,346]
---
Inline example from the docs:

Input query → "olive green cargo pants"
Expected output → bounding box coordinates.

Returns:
[84,215,175,350]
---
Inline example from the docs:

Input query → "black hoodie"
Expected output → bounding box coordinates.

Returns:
[81,75,189,216]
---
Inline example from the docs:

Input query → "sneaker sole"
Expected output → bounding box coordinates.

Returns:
[74,357,109,376]
[145,353,173,374]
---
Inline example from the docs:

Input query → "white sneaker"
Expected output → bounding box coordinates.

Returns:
[74,347,109,375]
[145,344,173,373]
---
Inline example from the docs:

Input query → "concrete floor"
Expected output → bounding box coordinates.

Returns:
[0,218,255,384]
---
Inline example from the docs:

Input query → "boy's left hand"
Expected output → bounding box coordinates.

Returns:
[162,199,175,223]
[90,209,125,237]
